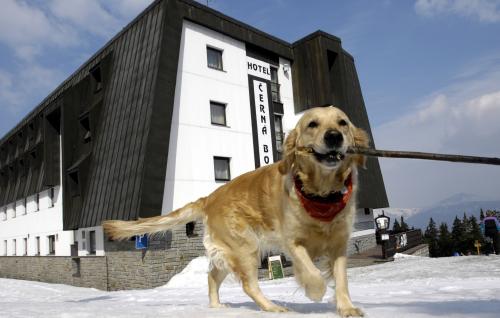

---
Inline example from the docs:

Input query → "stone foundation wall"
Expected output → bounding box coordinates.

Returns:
[348,233,377,255]
[0,222,205,291]
[104,223,205,291]
[0,256,107,290]
[404,244,430,257]
[0,223,376,290]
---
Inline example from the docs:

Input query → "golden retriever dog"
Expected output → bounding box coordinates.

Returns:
[103,106,369,317]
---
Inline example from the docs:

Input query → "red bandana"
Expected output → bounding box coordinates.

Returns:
[294,174,353,222]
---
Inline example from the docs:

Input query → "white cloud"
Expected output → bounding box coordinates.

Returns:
[0,0,153,121]
[48,0,121,38]
[373,58,500,207]
[0,0,78,61]
[415,0,500,22]
[112,0,155,19]
[0,65,64,114]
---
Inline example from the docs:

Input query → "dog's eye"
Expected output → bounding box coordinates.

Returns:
[308,121,318,128]
[338,119,348,127]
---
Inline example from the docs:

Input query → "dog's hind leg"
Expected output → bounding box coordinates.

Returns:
[232,253,288,312]
[208,266,228,308]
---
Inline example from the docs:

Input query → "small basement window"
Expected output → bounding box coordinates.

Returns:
[186,222,197,238]
[207,47,223,71]
[214,157,230,181]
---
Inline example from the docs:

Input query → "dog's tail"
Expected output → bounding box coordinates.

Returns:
[102,198,205,241]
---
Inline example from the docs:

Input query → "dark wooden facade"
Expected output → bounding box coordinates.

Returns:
[0,0,388,230]
[291,32,388,208]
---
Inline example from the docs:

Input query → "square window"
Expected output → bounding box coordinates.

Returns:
[214,157,230,181]
[210,101,227,126]
[207,47,223,71]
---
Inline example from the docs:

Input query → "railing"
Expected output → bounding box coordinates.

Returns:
[384,229,423,258]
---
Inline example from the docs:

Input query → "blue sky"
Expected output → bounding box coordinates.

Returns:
[1,0,500,208]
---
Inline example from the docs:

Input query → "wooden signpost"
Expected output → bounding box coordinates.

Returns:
[474,240,482,255]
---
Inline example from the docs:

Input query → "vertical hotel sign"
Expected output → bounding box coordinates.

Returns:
[247,56,274,167]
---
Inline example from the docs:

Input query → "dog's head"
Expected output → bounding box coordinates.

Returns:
[278,106,369,188]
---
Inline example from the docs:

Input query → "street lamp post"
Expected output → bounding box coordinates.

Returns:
[375,211,391,259]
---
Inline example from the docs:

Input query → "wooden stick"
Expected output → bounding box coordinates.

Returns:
[347,147,500,166]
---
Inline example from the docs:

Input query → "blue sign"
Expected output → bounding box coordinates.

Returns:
[135,234,148,249]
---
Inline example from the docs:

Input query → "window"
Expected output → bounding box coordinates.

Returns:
[207,47,223,70]
[23,238,27,256]
[186,222,197,238]
[48,235,55,255]
[68,171,80,198]
[50,187,55,207]
[90,65,103,92]
[214,157,230,181]
[210,101,227,126]
[270,67,281,103]
[3,240,7,256]
[82,231,86,250]
[274,115,284,159]
[35,237,40,256]
[35,193,39,212]
[79,115,92,144]
[12,239,16,256]
[89,231,96,255]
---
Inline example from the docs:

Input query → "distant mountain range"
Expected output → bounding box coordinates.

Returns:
[377,193,500,230]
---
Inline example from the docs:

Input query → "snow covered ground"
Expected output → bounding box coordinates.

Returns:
[1,254,499,318]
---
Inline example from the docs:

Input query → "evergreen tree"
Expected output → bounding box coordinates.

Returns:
[392,219,401,233]
[400,216,410,232]
[424,218,439,257]
[480,208,485,221]
[469,215,484,254]
[462,212,472,254]
[451,216,464,254]
[438,223,453,257]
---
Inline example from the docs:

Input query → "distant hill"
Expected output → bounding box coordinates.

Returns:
[377,193,500,230]
[407,200,500,229]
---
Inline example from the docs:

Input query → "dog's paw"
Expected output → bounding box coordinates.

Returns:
[209,302,229,309]
[304,275,326,302]
[263,304,289,312]
[337,306,364,317]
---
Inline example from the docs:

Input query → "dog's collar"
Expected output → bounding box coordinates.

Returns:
[294,174,353,222]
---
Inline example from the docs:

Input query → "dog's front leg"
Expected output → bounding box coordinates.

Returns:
[288,243,326,301]
[331,251,364,317]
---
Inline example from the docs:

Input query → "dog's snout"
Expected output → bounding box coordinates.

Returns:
[324,130,343,148]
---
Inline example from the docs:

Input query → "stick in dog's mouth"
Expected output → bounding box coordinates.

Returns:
[297,146,346,165]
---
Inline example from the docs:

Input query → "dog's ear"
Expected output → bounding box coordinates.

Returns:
[353,127,370,168]
[278,128,298,174]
